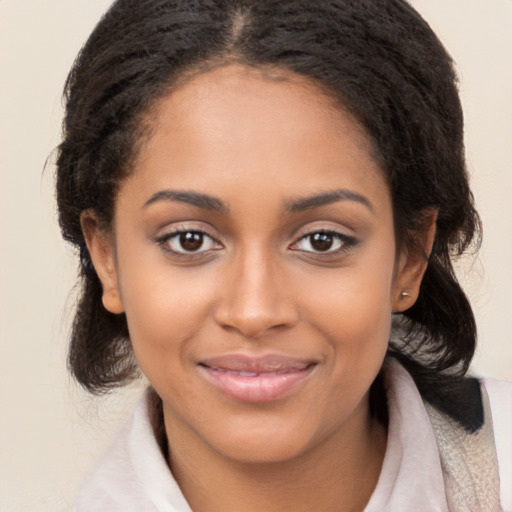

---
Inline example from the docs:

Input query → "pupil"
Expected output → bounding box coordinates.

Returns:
[311,233,333,252]
[180,232,203,251]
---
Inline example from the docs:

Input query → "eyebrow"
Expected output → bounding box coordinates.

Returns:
[286,189,374,213]
[143,188,373,214]
[143,190,227,212]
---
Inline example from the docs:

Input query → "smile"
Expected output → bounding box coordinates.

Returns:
[198,354,317,403]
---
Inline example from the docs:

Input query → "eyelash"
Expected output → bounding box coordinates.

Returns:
[290,230,357,256]
[156,229,222,256]
[155,228,357,258]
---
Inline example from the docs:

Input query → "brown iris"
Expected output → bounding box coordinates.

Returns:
[310,232,334,252]
[180,232,204,251]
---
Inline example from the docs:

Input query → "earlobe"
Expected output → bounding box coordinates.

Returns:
[101,288,125,315]
[393,209,437,312]
[80,211,125,315]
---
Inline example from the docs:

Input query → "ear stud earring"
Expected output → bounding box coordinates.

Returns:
[401,291,411,298]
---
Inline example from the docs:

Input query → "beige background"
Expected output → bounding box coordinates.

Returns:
[0,1,511,510]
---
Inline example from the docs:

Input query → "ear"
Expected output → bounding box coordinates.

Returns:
[80,211,125,314]
[392,209,437,312]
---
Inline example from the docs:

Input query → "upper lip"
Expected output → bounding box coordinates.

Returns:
[199,354,316,373]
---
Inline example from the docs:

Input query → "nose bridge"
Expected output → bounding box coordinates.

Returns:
[214,242,297,337]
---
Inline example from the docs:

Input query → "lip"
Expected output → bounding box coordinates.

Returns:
[198,354,317,403]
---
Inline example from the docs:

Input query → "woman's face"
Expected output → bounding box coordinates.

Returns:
[87,64,425,464]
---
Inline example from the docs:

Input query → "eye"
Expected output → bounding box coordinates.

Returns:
[291,231,355,254]
[158,230,221,254]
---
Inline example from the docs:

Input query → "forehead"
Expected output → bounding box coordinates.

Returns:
[126,64,388,213]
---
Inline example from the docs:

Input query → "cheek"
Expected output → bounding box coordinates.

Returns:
[298,247,396,379]
[115,250,218,377]
[305,279,392,428]
[303,246,395,335]
[311,283,392,370]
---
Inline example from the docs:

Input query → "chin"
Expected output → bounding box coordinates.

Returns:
[195,406,336,466]
[212,427,316,465]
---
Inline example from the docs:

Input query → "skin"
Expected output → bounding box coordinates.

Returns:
[84,64,435,512]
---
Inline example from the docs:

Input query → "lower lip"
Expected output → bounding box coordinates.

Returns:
[199,365,315,403]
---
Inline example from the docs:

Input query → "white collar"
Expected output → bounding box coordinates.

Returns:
[73,393,192,512]
[74,360,449,511]
[364,359,449,511]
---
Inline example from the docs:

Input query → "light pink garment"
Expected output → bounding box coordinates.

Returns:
[73,361,511,511]
[364,360,449,511]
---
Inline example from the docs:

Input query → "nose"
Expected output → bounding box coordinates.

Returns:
[213,247,299,339]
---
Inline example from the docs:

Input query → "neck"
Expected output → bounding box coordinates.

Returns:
[164,397,387,512]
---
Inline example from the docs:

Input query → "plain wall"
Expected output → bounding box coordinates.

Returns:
[0,1,511,510]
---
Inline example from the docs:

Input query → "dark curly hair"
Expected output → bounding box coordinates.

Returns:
[56,0,481,426]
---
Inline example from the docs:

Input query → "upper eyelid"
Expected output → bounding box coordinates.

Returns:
[158,229,216,240]
[291,230,354,246]
[155,222,221,240]
[157,230,222,247]
[291,224,355,241]
[297,228,348,238]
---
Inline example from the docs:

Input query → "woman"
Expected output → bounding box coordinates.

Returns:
[56,0,511,510]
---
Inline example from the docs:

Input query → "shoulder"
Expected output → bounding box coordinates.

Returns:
[73,389,191,512]
[73,393,154,511]
[386,358,510,511]
[482,377,512,511]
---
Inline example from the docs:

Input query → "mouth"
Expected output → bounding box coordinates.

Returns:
[198,354,317,403]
